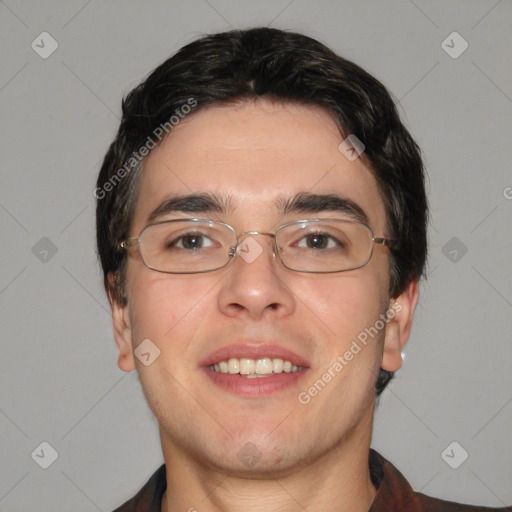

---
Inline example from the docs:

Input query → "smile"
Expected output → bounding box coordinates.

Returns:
[209,357,305,377]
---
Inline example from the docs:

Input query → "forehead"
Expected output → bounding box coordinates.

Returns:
[131,100,386,233]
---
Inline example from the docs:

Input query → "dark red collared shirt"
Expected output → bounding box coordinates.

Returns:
[112,450,511,512]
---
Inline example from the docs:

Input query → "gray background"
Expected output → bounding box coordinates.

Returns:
[1,1,511,511]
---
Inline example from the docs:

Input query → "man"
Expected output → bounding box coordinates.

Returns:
[96,27,510,512]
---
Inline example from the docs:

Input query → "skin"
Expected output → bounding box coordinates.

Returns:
[109,99,419,512]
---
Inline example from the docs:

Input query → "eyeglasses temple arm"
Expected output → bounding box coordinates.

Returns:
[374,237,393,248]
[119,237,140,249]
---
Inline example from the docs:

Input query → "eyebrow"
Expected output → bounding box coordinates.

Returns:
[146,191,369,225]
[278,192,369,225]
[146,193,231,224]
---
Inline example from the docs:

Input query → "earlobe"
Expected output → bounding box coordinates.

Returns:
[107,272,136,373]
[381,280,420,372]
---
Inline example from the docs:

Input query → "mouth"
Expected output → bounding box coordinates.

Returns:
[199,344,310,397]
[209,357,304,377]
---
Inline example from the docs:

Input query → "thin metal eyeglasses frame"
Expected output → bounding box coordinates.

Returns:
[118,218,393,274]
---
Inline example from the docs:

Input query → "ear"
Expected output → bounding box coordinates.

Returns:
[107,272,136,372]
[381,279,420,372]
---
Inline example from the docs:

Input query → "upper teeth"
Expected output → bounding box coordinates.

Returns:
[209,357,302,375]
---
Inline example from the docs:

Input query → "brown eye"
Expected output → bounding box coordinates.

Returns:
[167,233,215,250]
[296,233,343,250]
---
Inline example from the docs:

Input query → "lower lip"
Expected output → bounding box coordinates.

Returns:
[201,367,309,397]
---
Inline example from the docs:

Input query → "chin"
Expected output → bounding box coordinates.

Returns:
[202,446,308,478]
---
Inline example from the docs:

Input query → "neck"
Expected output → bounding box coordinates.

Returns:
[160,412,377,512]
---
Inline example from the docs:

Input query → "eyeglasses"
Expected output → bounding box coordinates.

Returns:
[119,218,393,274]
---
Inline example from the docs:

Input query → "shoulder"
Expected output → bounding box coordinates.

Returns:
[111,464,166,512]
[370,450,511,512]
[416,493,512,512]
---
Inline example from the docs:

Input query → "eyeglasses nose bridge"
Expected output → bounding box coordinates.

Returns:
[237,230,276,240]
[230,230,278,259]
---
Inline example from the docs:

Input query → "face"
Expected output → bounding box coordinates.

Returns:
[111,100,417,476]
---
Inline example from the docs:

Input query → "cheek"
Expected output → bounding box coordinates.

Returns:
[301,273,387,342]
[127,268,209,347]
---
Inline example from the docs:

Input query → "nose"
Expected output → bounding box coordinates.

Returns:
[217,232,296,320]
